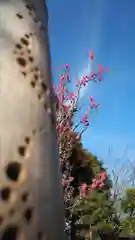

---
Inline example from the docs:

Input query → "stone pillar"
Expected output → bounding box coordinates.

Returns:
[0,0,66,239]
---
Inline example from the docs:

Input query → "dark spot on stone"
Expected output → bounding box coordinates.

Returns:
[39,126,43,132]
[16,13,23,19]
[24,137,30,144]
[34,18,38,23]
[15,44,22,49]
[21,192,29,202]
[27,50,31,54]
[44,103,48,110]
[17,57,26,67]
[5,162,21,182]
[1,187,11,201]
[32,129,36,135]
[21,38,29,46]
[41,82,47,92]
[29,56,34,63]
[40,25,46,32]
[34,74,38,81]
[21,72,26,77]
[38,94,41,99]
[25,34,30,39]
[18,146,26,157]
[25,4,32,11]
[24,208,33,223]
[0,216,3,225]
[35,67,38,72]
[1,226,19,240]
[38,94,42,100]
[31,81,36,88]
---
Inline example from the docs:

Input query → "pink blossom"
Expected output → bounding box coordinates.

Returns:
[65,64,70,69]
[91,72,97,78]
[81,112,89,127]
[63,87,68,92]
[98,64,103,73]
[56,125,63,135]
[68,176,74,182]
[53,84,56,89]
[89,96,93,101]
[84,75,90,83]
[92,179,101,188]
[97,64,103,81]
[58,64,70,71]
[80,183,87,198]
[62,179,69,186]
[92,178,97,183]
[65,72,70,82]
[60,73,65,81]
[89,96,99,109]
[98,74,103,82]
[90,102,99,109]
[63,104,70,112]
[89,49,94,60]
[99,182,105,188]
[104,66,109,72]
[99,171,106,180]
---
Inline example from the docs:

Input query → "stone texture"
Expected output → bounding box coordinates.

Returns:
[0,1,66,239]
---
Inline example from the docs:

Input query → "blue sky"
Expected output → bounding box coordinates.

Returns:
[47,0,135,170]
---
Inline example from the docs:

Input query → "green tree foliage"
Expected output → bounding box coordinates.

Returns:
[120,188,135,236]
[120,216,135,236]
[73,189,115,238]
[121,188,135,216]
[71,153,118,239]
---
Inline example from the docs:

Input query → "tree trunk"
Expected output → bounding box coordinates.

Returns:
[0,0,66,239]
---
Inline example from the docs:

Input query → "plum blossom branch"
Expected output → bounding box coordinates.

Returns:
[53,49,109,234]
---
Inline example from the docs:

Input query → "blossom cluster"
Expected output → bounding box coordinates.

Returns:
[80,171,106,198]
[53,49,109,234]
[54,49,109,138]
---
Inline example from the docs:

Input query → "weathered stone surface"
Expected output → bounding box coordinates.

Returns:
[0,1,66,239]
